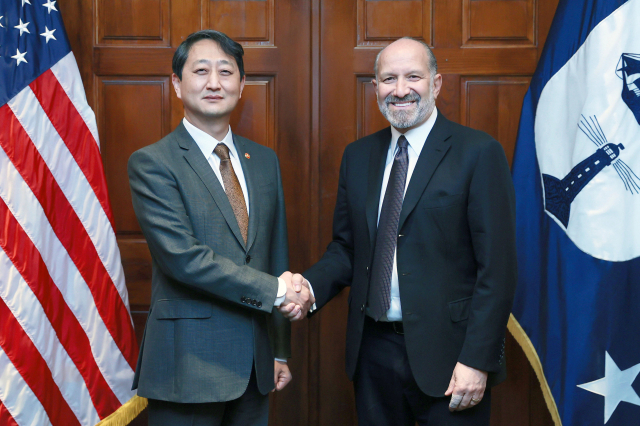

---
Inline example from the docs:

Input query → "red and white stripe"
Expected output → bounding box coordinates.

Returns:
[0,52,138,425]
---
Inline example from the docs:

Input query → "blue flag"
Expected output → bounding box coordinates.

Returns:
[511,0,640,424]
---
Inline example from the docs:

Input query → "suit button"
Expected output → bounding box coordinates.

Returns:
[257,301,262,308]
[361,304,365,312]
[246,255,251,264]
[241,296,246,303]
[251,300,257,306]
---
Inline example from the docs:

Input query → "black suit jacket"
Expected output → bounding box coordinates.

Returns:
[304,112,517,396]
[128,123,290,403]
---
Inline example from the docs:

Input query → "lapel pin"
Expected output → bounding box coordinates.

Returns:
[245,153,250,159]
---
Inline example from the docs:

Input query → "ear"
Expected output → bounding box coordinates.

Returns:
[239,75,246,99]
[432,73,443,100]
[372,78,379,100]
[171,73,182,100]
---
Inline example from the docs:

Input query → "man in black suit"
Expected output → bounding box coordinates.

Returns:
[300,37,517,425]
[128,30,313,426]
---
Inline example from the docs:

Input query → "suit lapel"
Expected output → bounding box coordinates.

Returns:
[397,113,452,232]
[234,135,258,253]
[177,123,246,249]
[365,128,392,251]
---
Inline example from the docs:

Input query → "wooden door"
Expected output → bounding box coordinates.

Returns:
[57,0,560,425]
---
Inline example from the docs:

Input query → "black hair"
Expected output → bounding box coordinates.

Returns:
[172,30,245,80]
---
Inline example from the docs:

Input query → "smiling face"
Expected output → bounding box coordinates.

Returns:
[373,39,442,132]
[172,39,245,129]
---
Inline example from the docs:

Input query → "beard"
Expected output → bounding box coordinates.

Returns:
[377,85,436,129]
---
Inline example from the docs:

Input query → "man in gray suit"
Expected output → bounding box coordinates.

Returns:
[128,30,313,426]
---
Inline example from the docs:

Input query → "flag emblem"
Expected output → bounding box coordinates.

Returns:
[542,115,640,228]
[535,10,640,262]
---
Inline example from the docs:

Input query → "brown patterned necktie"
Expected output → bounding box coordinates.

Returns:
[214,143,248,245]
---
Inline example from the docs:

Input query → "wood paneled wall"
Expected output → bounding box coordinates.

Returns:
[58,1,559,425]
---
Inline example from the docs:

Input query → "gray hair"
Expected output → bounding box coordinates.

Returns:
[373,37,437,80]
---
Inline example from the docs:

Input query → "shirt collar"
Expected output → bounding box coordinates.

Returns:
[182,118,236,159]
[389,107,438,156]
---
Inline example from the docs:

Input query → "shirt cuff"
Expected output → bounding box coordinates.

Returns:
[275,358,287,363]
[305,279,317,312]
[274,277,287,306]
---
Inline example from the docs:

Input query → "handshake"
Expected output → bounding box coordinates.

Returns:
[277,271,315,321]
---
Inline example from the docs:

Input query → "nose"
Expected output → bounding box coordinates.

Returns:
[394,77,411,98]
[206,72,222,91]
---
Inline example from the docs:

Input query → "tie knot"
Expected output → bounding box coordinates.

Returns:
[397,135,408,150]
[214,143,230,161]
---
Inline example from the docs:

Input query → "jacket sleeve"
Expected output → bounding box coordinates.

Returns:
[267,155,292,359]
[457,138,518,373]
[304,147,355,311]
[127,147,279,313]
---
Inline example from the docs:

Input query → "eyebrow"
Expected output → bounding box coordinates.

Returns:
[192,59,233,67]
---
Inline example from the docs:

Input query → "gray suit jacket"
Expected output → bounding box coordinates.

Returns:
[128,122,291,403]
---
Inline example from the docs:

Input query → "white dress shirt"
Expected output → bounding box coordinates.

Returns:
[183,118,250,214]
[182,118,288,319]
[371,109,438,322]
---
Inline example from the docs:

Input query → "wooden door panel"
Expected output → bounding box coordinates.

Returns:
[359,0,432,44]
[205,0,274,43]
[357,77,388,139]
[230,77,277,150]
[461,77,531,166]
[97,0,170,45]
[435,74,462,124]
[463,0,535,46]
[98,77,172,234]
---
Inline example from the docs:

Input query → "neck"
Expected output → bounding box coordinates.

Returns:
[184,113,230,141]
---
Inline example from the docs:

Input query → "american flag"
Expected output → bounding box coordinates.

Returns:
[0,1,140,425]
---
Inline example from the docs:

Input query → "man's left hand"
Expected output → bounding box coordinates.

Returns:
[444,362,488,411]
[273,360,292,391]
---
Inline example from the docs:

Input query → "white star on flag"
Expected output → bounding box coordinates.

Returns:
[22,0,32,5]
[578,351,640,423]
[42,0,57,13]
[11,49,28,66]
[14,19,30,36]
[40,26,56,43]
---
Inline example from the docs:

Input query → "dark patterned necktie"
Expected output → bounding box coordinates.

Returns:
[368,135,409,321]
[214,143,248,245]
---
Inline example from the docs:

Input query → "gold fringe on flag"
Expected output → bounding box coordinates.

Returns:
[96,395,148,426]
[507,314,562,426]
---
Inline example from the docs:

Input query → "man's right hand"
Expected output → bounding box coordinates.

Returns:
[278,272,314,321]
